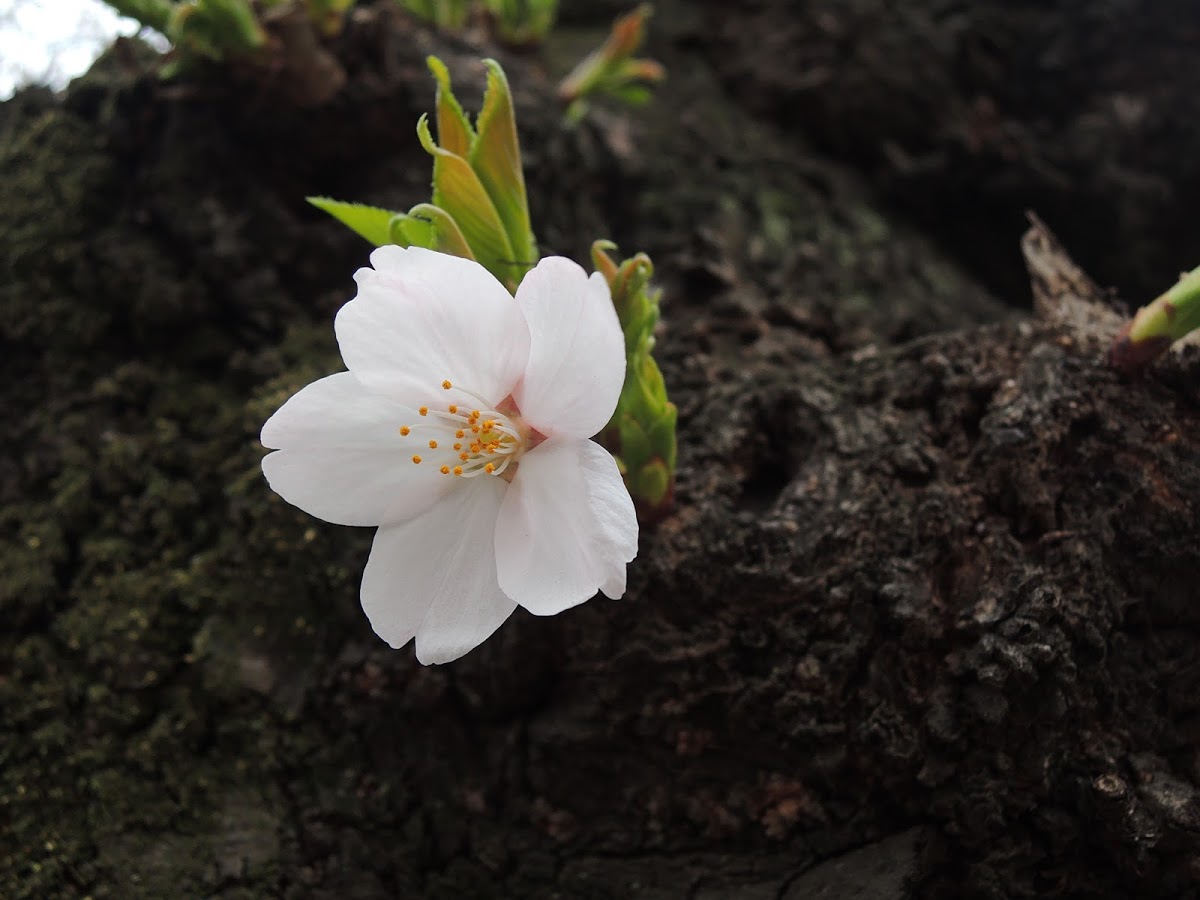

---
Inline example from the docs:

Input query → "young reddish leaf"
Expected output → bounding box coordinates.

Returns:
[417,115,518,290]
[469,60,537,280]
[426,56,475,157]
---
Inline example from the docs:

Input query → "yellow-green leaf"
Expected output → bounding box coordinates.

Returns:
[417,114,518,290]
[426,56,475,157]
[469,59,536,279]
[307,197,402,246]
[395,204,477,260]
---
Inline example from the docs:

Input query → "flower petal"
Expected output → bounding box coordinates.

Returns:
[261,372,451,526]
[361,476,517,664]
[494,438,638,616]
[513,257,626,440]
[335,246,530,408]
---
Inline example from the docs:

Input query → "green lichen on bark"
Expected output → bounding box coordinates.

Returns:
[0,59,362,898]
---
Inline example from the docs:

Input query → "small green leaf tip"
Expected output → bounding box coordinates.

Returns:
[481,0,559,48]
[307,198,402,247]
[593,240,676,521]
[1111,264,1200,376]
[167,0,268,61]
[400,0,469,30]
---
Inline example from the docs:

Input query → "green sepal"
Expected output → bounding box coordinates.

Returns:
[307,197,402,247]
[470,60,537,282]
[417,114,519,291]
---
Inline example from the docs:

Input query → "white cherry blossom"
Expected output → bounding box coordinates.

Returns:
[261,247,638,663]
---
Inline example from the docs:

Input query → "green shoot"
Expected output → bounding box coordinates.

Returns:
[480,0,558,48]
[557,4,664,124]
[1111,265,1200,375]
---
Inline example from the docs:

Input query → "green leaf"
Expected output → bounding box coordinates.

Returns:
[307,197,400,246]
[417,114,519,290]
[426,56,475,157]
[469,60,537,279]
[610,84,653,106]
[396,204,477,260]
[102,0,174,32]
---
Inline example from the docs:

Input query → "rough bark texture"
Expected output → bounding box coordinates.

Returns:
[696,0,1200,302]
[2,3,1198,899]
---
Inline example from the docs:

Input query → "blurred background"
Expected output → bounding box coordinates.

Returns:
[0,0,164,96]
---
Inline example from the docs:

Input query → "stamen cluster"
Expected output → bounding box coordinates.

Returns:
[400,380,522,478]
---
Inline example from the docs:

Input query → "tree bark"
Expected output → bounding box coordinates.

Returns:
[690,0,1200,302]
[1,4,1197,899]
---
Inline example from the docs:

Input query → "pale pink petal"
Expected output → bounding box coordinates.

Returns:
[361,476,517,664]
[261,372,451,526]
[494,438,638,616]
[600,569,627,601]
[513,257,626,440]
[335,246,530,409]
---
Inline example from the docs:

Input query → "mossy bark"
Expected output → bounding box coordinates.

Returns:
[2,4,1197,899]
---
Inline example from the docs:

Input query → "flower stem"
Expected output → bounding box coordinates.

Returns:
[1111,265,1200,375]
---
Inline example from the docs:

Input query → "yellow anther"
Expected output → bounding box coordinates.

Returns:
[440,465,450,475]
[484,463,495,474]
[428,440,438,449]
[449,405,458,415]
[455,429,465,439]
[470,410,481,419]
[399,426,411,436]
[419,406,428,416]
[459,452,469,461]
[411,455,422,464]
[453,466,463,476]
[453,443,462,451]
[442,380,452,390]
[482,419,495,430]
[471,425,481,434]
